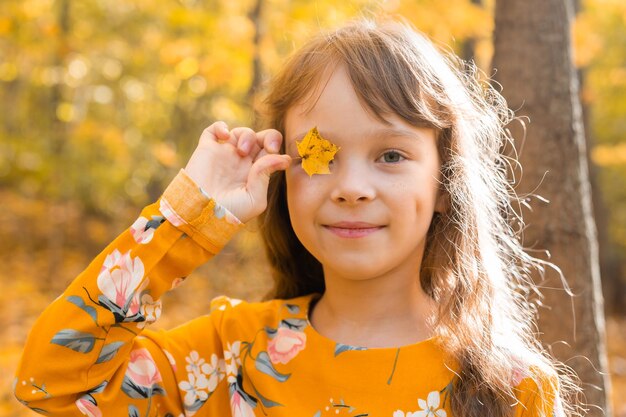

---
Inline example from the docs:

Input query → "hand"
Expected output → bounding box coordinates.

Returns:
[184,121,291,223]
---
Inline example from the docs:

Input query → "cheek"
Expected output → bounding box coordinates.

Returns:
[285,171,312,222]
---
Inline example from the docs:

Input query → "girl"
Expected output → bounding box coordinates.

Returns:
[15,18,576,417]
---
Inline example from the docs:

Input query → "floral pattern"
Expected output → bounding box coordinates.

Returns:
[394,391,447,417]
[130,215,165,244]
[230,389,256,417]
[137,293,162,328]
[267,327,307,364]
[96,249,146,323]
[75,381,107,417]
[179,351,226,415]
[122,348,166,399]
[314,397,369,416]
[76,396,102,417]
[15,172,562,417]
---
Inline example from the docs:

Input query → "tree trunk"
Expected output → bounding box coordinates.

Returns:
[491,0,611,414]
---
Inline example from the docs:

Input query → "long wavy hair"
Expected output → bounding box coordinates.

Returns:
[258,18,578,417]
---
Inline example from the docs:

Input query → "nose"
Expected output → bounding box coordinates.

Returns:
[329,159,376,204]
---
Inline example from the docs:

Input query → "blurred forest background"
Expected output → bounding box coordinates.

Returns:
[1,0,625,415]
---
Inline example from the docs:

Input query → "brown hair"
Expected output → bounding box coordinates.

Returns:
[258,18,577,417]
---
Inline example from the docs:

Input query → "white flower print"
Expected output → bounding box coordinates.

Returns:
[224,341,242,383]
[178,351,225,410]
[179,373,209,406]
[207,353,226,391]
[415,391,447,417]
[185,350,206,374]
[163,349,177,371]
[225,341,241,364]
[137,293,162,329]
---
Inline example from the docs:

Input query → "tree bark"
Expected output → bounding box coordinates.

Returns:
[491,0,611,414]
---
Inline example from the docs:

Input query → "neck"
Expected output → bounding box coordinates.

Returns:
[309,268,436,348]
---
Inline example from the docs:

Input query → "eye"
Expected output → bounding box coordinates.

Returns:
[378,150,405,163]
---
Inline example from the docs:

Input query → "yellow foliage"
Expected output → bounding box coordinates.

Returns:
[296,127,340,177]
[152,142,179,167]
[592,144,626,166]
[175,57,200,80]
[1,0,625,414]
[0,17,12,35]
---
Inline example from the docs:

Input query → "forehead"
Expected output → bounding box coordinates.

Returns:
[283,66,396,147]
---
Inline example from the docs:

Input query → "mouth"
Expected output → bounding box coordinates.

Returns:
[323,222,385,238]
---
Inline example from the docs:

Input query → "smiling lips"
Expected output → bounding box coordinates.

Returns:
[324,222,384,238]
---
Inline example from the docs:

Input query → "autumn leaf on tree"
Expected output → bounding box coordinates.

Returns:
[296,127,340,177]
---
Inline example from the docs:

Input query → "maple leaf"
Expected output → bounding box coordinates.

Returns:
[296,127,340,177]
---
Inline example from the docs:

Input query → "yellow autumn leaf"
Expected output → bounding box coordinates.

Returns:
[296,127,340,177]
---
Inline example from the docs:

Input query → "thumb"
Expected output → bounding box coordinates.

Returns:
[246,154,291,206]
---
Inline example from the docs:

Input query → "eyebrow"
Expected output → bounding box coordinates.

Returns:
[286,127,425,153]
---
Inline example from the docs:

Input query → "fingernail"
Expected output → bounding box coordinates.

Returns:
[240,141,251,153]
[271,140,280,152]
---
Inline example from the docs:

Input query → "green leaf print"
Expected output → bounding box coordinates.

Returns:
[280,318,307,331]
[254,351,291,382]
[128,404,140,417]
[67,296,98,323]
[95,341,125,364]
[51,329,97,353]
[285,303,300,314]
[251,384,284,408]
[334,343,367,356]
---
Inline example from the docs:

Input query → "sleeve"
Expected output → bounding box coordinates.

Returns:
[514,370,564,417]
[14,169,244,417]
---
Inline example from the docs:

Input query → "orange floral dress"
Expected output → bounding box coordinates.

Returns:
[15,170,562,417]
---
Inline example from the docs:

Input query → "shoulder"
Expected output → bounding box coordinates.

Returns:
[208,294,314,335]
[512,364,563,417]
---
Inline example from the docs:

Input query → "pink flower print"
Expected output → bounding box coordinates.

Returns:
[130,217,151,244]
[159,198,186,227]
[126,348,162,388]
[75,397,102,417]
[129,216,164,244]
[97,249,144,319]
[230,390,256,417]
[267,327,307,365]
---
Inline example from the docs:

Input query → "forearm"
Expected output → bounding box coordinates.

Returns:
[14,170,243,415]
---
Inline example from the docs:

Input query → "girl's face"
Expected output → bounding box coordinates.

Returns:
[284,65,444,283]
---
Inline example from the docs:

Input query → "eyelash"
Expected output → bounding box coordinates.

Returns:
[377,149,406,163]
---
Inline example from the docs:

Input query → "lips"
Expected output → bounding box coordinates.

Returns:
[323,221,384,238]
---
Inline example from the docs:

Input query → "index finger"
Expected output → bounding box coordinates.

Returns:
[256,129,284,154]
